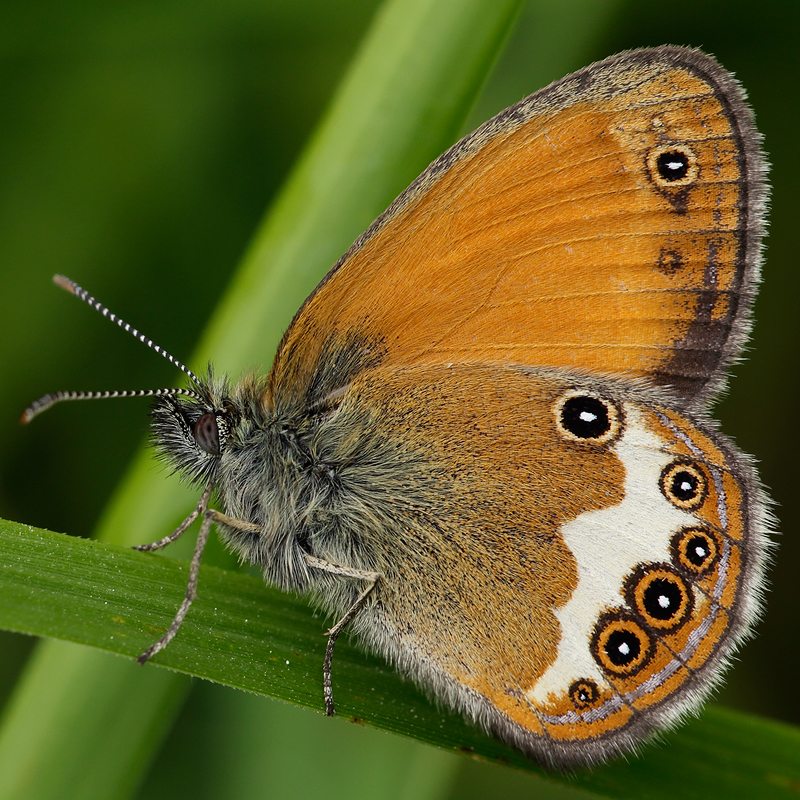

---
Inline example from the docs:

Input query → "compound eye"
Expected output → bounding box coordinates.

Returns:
[194,412,221,455]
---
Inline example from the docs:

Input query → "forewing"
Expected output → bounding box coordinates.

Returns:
[270,47,767,411]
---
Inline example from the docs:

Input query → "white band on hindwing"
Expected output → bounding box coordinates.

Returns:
[525,405,727,710]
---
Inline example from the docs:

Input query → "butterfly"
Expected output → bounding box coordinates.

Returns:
[25,45,771,768]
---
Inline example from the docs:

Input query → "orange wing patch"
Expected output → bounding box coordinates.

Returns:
[270,50,766,410]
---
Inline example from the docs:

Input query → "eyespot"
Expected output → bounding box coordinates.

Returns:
[625,564,693,632]
[647,145,698,187]
[660,461,708,511]
[569,679,601,709]
[656,151,691,181]
[194,412,221,455]
[554,391,622,444]
[671,527,720,576]
[591,611,653,676]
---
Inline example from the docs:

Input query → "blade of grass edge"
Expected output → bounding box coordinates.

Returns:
[0,1,525,799]
[1,522,800,800]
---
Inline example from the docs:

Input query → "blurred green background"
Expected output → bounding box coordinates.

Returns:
[0,0,798,798]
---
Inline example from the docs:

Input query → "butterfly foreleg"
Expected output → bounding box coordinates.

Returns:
[135,493,261,664]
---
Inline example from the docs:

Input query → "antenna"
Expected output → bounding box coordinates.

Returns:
[22,275,203,423]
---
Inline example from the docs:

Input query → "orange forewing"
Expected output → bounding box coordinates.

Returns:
[270,49,764,409]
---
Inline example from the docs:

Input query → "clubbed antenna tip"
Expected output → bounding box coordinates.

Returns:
[53,274,78,294]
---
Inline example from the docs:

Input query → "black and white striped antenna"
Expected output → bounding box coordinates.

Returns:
[22,275,202,423]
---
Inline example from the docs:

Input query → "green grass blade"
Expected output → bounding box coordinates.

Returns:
[0,0,524,798]
[1,520,799,799]
[192,0,526,373]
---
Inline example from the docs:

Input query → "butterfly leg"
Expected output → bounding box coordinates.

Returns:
[134,482,213,553]
[303,553,381,716]
[136,488,261,664]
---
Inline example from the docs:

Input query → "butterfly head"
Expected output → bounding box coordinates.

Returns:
[150,369,231,487]
[149,369,278,490]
